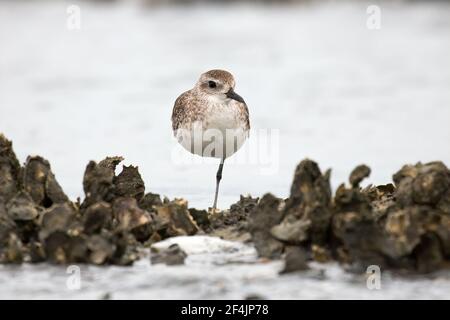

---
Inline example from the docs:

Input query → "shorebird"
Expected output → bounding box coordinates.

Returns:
[171,69,250,209]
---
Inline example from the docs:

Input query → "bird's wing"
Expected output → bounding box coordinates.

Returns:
[172,90,207,133]
[171,91,191,132]
[239,102,250,132]
[244,103,250,131]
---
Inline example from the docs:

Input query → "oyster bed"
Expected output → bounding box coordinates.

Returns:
[1,133,449,276]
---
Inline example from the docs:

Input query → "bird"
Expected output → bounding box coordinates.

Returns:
[171,69,250,210]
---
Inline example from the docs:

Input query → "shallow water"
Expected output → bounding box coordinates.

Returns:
[1,236,449,300]
[0,0,449,299]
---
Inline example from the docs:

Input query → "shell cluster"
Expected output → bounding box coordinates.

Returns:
[1,133,449,273]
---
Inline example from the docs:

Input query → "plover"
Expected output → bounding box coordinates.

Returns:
[171,69,250,209]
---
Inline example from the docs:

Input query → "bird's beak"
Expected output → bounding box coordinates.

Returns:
[226,88,245,103]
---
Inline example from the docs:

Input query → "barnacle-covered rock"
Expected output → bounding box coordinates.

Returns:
[154,199,199,238]
[0,134,21,203]
[39,203,80,241]
[349,164,371,188]
[332,171,388,269]
[114,165,145,200]
[81,156,123,208]
[330,162,450,272]
[388,162,449,266]
[205,195,259,241]
[109,231,140,266]
[311,244,331,263]
[5,191,40,245]
[248,193,284,259]
[139,192,162,212]
[0,202,6,219]
[113,197,154,242]
[362,184,395,220]
[82,202,112,235]
[211,195,258,229]
[1,132,449,272]
[382,208,423,258]
[393,162,450,207]
[270,218,310,244]
[433,214,450,257]
[43,232,88,264]
[87,234,116,265]
[22,156,68,208]
[274,160,332,246]
[98,156,124,171]
[280,246,309,274]
[28,240,46,263]
[0,214,22,264]
[188,208,210,230]
[151,243,187,266]
[6,191,39,221]
[0,232,24,264]
[413,233,444,273]
[0,215,16,244]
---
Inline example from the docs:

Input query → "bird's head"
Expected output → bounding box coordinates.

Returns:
[196,69,245,103]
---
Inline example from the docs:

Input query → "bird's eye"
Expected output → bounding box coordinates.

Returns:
[208,81,217,89]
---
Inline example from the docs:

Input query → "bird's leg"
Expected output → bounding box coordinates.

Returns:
[212,158,225,210]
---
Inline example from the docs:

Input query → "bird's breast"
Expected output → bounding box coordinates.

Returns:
[174,102,249,159]
[203,102,245,132]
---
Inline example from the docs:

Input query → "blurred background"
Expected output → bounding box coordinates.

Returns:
[1,0,449,209]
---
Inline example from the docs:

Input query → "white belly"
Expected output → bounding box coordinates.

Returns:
[175,105,248,159]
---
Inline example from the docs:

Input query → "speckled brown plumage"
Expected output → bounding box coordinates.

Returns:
[171,69,250,209]
[171,69,250,134]
[172,90,250,132]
